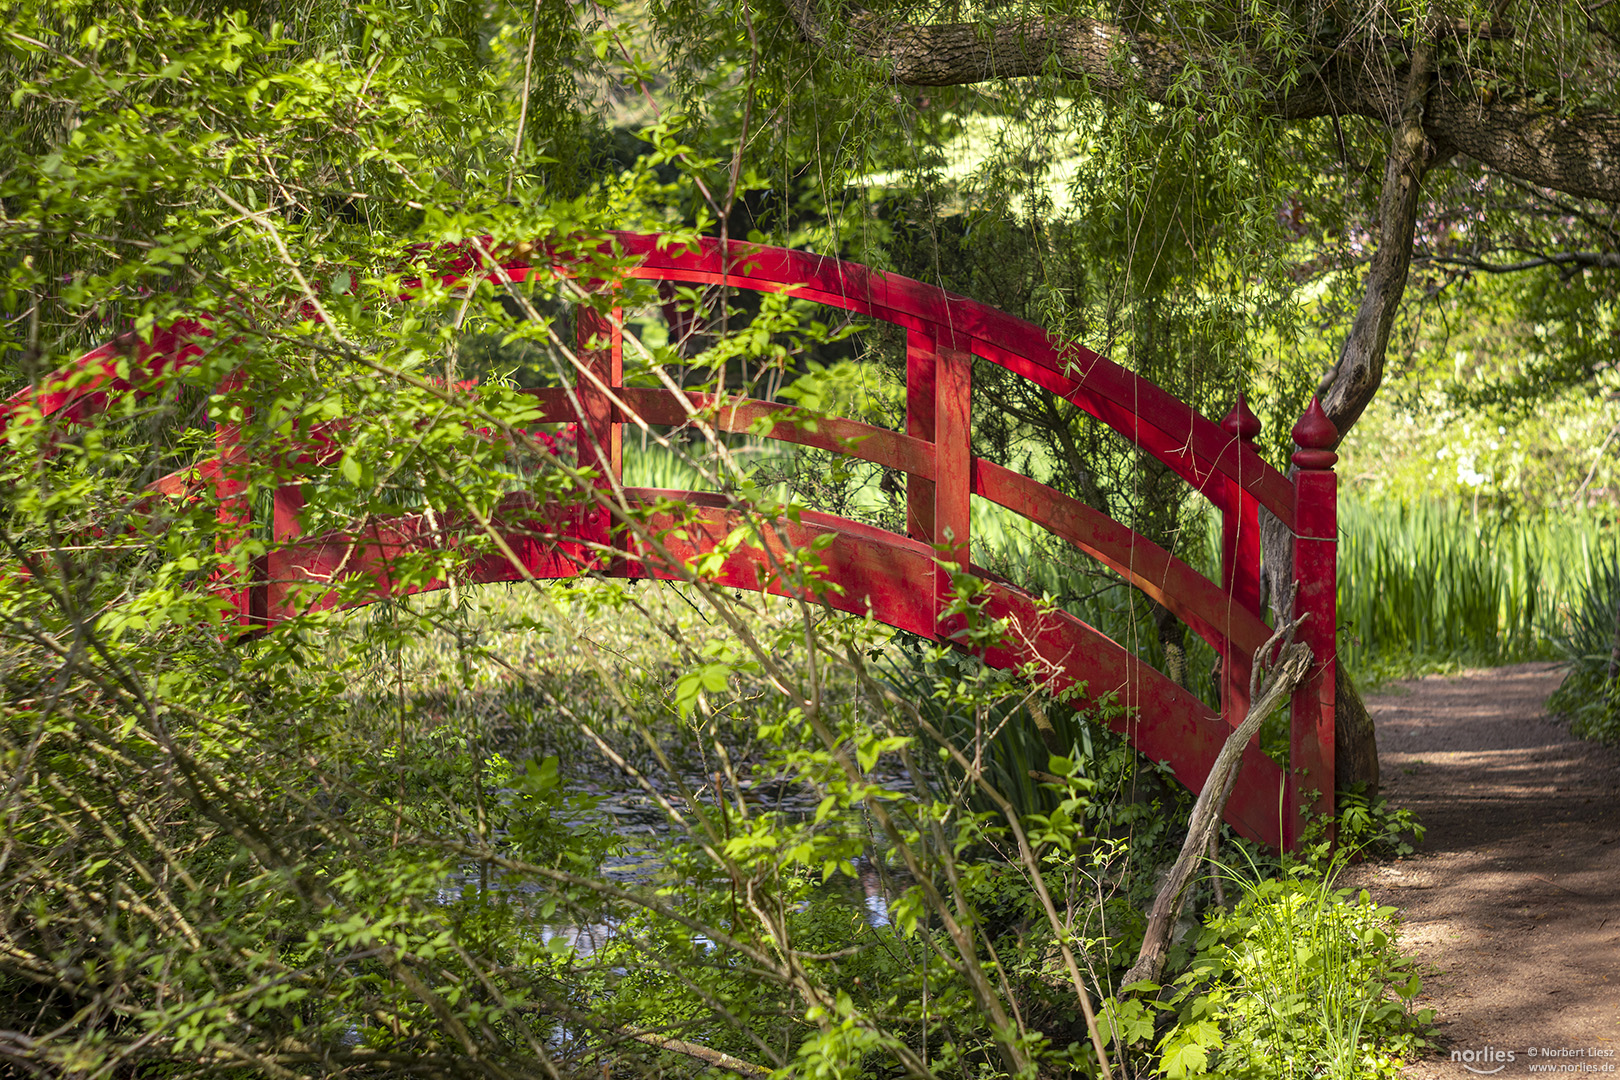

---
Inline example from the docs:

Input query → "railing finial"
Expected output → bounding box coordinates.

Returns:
[1290,396,1338,469]
[1221,393,1262,442]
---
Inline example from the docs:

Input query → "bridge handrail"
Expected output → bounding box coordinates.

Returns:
[487,233,1298,530]
[518,385,1276,664]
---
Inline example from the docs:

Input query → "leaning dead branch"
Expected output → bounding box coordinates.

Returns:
[1122,596,1314,988]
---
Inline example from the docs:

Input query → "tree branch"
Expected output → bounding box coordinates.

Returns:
[1424,250,1620,273]
[1312,35,1438,438]
[782,0,1620,203]
[1121,600,1314,989]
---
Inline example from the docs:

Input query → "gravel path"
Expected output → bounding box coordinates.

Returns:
[1340,662,1620,1078]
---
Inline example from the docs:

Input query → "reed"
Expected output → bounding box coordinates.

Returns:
[1337,499,1610,681]
[1547,542,1620,744]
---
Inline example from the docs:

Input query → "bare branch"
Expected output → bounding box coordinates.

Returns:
[1423,250,1620,273]
[1121,598,1315,989]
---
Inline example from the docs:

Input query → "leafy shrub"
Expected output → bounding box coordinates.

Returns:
[1319,783,1426,861]
[1102,865,1435,1080]
[1549,544,1620,744]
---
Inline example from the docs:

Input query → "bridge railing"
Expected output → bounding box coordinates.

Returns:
[0,232,1339,850]
[473,234,1339,848]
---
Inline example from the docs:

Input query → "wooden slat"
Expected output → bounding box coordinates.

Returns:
[1220,396,1264,729]
[1288,402,1340,851]
[906,330,938,543]
[266,481,307,623]
[970,457,1274,667]
[933,348,972,640]
[575,305,623,479]
[212,370,254,629]
[576,304,622,563]
[266,492,1284,848]
[613,233,1296,528]
[5,235,1296,527]
[613,388,936,479]
[977,584,1283,848]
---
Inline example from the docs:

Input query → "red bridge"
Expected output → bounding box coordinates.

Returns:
[1,233,1340,851]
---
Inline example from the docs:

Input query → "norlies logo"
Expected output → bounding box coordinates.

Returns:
[1454,1047,1518,1074]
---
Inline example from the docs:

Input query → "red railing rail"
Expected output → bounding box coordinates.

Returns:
[0,232,1338,849]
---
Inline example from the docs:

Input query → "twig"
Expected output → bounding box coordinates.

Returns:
[508,0,545,197]
[1530,873,1594,897]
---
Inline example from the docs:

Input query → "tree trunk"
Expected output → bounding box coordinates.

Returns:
[1257,43,1440,798]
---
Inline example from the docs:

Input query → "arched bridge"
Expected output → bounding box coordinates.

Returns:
[0,233,1340,851]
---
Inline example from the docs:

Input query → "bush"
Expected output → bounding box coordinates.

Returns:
[1549,544,1620,744]
[1102,863,1435,1080]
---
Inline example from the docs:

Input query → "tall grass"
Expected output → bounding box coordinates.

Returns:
[1337,499,1612,681]
[1548,544,1620,744]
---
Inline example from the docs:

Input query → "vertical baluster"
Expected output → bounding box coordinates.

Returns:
[905,330,937,545]
[576,300,622,570]
[1220,395,1262,728]
[213,370,255,630]
[266,476,305,625]
[933,347,972,641]
[1288,397,1339,850]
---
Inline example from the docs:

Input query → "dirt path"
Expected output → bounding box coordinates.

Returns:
[1339,662,1620,1078]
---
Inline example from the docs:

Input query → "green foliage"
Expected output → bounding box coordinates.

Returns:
[0,4,1467,1078]
[1328,784,1426,860]
[1103,865,1436,1080]
[875,641,1193,862]
[1549,544,1620,744]
[1337,498,1607,683]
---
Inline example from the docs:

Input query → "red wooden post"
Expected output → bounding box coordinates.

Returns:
[266,478,305,624]
[1286,397,1338,850]
[1220,395,1262,728]
[933,347,972,641]
[905,330,938,545]
[576,301,623,567]
[212,371,255,630]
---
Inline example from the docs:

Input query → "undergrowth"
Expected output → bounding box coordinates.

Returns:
[1105,859,1435,1080]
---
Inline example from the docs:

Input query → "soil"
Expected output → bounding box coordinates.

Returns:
[1338,662,1620,1078]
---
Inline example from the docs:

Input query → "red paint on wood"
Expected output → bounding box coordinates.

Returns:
[614,388,937,479]
[212,371,254,629]
[1220,395,1264,732]
[0,232,1338,852]
[933,348,972,640]
[1291,397,1339,454]
[609,234,1296,528]
[267,481,307,623]
[272,491,1285,846]
[576,303,623,565]
[906,330,938,544]
[977,585,1284,848]
[1286,397,1338,851]
[971,457,1273,668]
